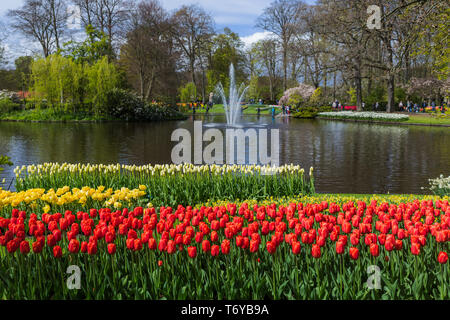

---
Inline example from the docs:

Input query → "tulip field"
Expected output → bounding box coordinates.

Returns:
[0,177,449,300]
[0,163,448,300]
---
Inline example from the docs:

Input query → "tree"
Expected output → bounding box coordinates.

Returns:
[120,0,176,102]
[47,0,68,50]
[0,40,5,67]
[72,0,133,55]
[171,4,215,86]
[8,0,68,57]
[179,82,197,103]
[63,25,111,64]
[15,56,34,98]
[279,84,315,107]
[30,53,118,114]
[411,1,449,80]
[206,28,245,96]
[253,39,280,102]
[256,0,305,91]
[9,0,54,57]
[407,77,444,103]
[313,0,371,111]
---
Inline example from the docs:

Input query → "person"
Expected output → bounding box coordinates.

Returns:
[432,101,436,111]
[332,101,336,109]
[286,105,290,115]
[399,101,403,111]
[375,102,379,111]
[338,102,342,110]
[414,103,419,113]
[407,100,411,112]
[362,102,365,110]
[271,106,276,118]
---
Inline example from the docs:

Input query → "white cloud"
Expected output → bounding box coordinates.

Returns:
[240,31,274,48]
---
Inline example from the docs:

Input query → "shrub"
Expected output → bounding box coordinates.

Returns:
[105,89,186,121]
[0,98,20,113]
[179,82,197,103]
[0,155,13,172]
[292,106,333,119]
[105,88,145,120]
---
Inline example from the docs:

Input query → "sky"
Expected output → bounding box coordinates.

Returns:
[0,0,316,67]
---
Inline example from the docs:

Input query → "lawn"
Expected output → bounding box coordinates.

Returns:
[405,114,450,126]
[186,104,278,115]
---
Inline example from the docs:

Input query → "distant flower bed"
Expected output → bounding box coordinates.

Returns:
[426,175,450,197]
[318,111,409,122]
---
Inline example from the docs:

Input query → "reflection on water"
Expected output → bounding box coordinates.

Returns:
[0,116,449,194]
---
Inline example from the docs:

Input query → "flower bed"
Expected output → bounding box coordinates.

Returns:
[427,175,450,197]
[0,193,448,299]
[318,111,409,122]
[14,163,315,207]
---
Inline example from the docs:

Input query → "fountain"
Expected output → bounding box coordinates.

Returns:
[215,64,249,126]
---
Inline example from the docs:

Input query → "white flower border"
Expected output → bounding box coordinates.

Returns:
[318,111,409,121]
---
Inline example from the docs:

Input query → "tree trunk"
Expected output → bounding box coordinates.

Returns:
[190,59,196,86]
[333,72,336,101]
[356,56,362,111]
[387,74,395,113]
[386,39,395,113]
[283,42,288,91]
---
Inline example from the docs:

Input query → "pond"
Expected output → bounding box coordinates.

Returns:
[1,115,449,194]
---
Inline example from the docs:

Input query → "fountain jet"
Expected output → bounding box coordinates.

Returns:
[215,64,249,126]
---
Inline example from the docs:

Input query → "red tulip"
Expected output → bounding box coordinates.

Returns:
[250,240,259,253]
[221,239,230,255]
[210,231,219,242]
[187,246,197,258]
[202,239,211,253]
[133,239,143,251]
[411,243,420,255]
[148,238,157,250]
[349,247,359,260]
[167,240,176,254]
[266,241,276,255]
[87,242,97,255]
[32,241,43,253]
[292,242,301,255]
[438,251,448,264]
[53,245,62,258]
[370,243,379,257]
[68,239,80,253]
[211,245,220,257]
[336,241,345,254]
[107,243,116,255]
[20,241,30,255]
[311,244,321,258]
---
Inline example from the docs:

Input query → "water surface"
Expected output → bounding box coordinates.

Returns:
[1,115,449,194]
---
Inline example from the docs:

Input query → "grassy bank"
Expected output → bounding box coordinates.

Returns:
[0,107,187,122]
[0,108,114,121]
[405,114,450,126]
